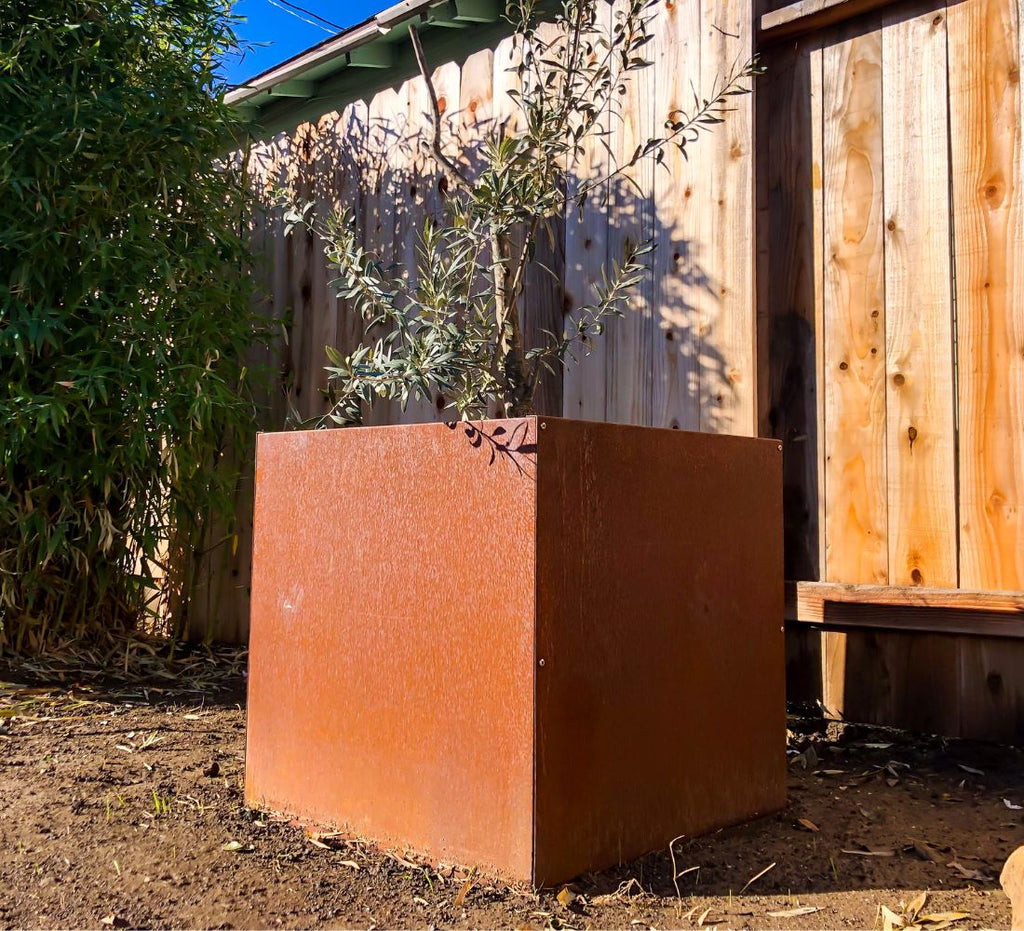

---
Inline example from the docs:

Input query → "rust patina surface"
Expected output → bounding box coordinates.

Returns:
[247,419,538,879]
[247,417,784,885]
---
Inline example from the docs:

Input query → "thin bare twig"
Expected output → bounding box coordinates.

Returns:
[408,23,471,190]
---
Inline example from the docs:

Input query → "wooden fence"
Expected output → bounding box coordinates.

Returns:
[189,0,757,642]
[192,0,1024,741]
[759,0,1024,739]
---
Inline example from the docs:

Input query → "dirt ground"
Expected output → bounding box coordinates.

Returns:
[0,643,1019,930]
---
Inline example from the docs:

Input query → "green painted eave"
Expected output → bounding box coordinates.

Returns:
[226,0,515,139]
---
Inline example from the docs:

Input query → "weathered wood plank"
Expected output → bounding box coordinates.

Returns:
[364,87,403,425]
[949,0,1024,748]
[842,630,963,734]
[652,0,703,432]
[788,580,1024,616]
[562,4,611,421]
[698,0,756,436]
[304,111,342,421]
[458,48,494,178]
[822,19,888,585]
[333,101,369,366]
[881,3,957,588]
[759,0,904,43]
[518,23,565,418]
[948,0,1024,592]
[760,37,825,581]
[605,0,655,426]
[958,639,1024,742]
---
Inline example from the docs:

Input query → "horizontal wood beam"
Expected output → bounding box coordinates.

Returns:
[268,80,314,98]
[786,581,1024,639]
[758,0,904,44]
[345,44,395,69]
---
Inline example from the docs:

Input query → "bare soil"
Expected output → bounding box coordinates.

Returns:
[0,645,1019,930]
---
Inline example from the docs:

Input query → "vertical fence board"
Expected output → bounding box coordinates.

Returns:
[949,0,1024,740]
[822,20,888,587]
[949,0,1024,592]
[365,87,402,425]
[519,24,566,417]
[562,4,612,421]
[459,48,494,176]
[606,0,655,426]
[698,0,755,436]
[881,4,957,588]
[304,112,342,422]
[652,0,703,432]
[334,101,370,364]
[759,37,830,708]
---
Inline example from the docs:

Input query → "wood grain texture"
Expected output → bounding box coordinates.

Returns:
[759,0,904,42]
[699,0,756,436]
[948,0,1024,592]
[605,0,655,426]
[822,20,888,585]
[333,101,370,365]
[458,47,494,178]
[518,23,566,417]
[652,0,703,432]
[881,3,957,588]
[788,579,1024,613]
[365,87,402,426]
[760,38,825,580]
[304,111,342,421]
[949,0,1024,749]
[562,4,612,421]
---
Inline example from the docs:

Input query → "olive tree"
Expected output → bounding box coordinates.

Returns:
[282,0,758,426]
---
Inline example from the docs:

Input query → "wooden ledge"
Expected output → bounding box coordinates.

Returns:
[785,581,1024,640]
[758,0,903,44]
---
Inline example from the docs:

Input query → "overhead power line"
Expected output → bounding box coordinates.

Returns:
[262,0,343,34]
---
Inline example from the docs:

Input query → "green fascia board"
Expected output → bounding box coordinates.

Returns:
[230,0,558,141]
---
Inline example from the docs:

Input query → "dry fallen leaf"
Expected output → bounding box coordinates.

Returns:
[221,840,253,853]
[740,861,776,894]
[696,906,712,927]
[767,906,821,918]
[906,891,928,922]
[957,763,984,776]
[796,818,820,832]
[947,860,992,882]
[842,848,896,857]
[918,911,970,924]
[880,904,905,931]
[453,868,476,908]
[911,840,946,864]
[556,887,577,908]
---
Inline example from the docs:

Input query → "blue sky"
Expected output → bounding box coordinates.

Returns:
[221,0,386,87]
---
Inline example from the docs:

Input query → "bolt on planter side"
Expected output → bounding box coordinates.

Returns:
[246,417,785,887]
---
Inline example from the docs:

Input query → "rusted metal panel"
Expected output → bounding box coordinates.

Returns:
[246,419,538,880]
[533,419,786,886]
[247,417,785,886]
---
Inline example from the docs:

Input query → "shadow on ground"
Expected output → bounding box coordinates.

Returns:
[0,644,1017,929]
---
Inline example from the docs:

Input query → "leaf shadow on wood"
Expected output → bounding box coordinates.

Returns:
[244,70,735,438]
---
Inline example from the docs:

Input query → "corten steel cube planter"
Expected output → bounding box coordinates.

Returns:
[246,417,785,886]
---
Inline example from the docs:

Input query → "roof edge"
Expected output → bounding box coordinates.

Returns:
[225,0,495,109]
